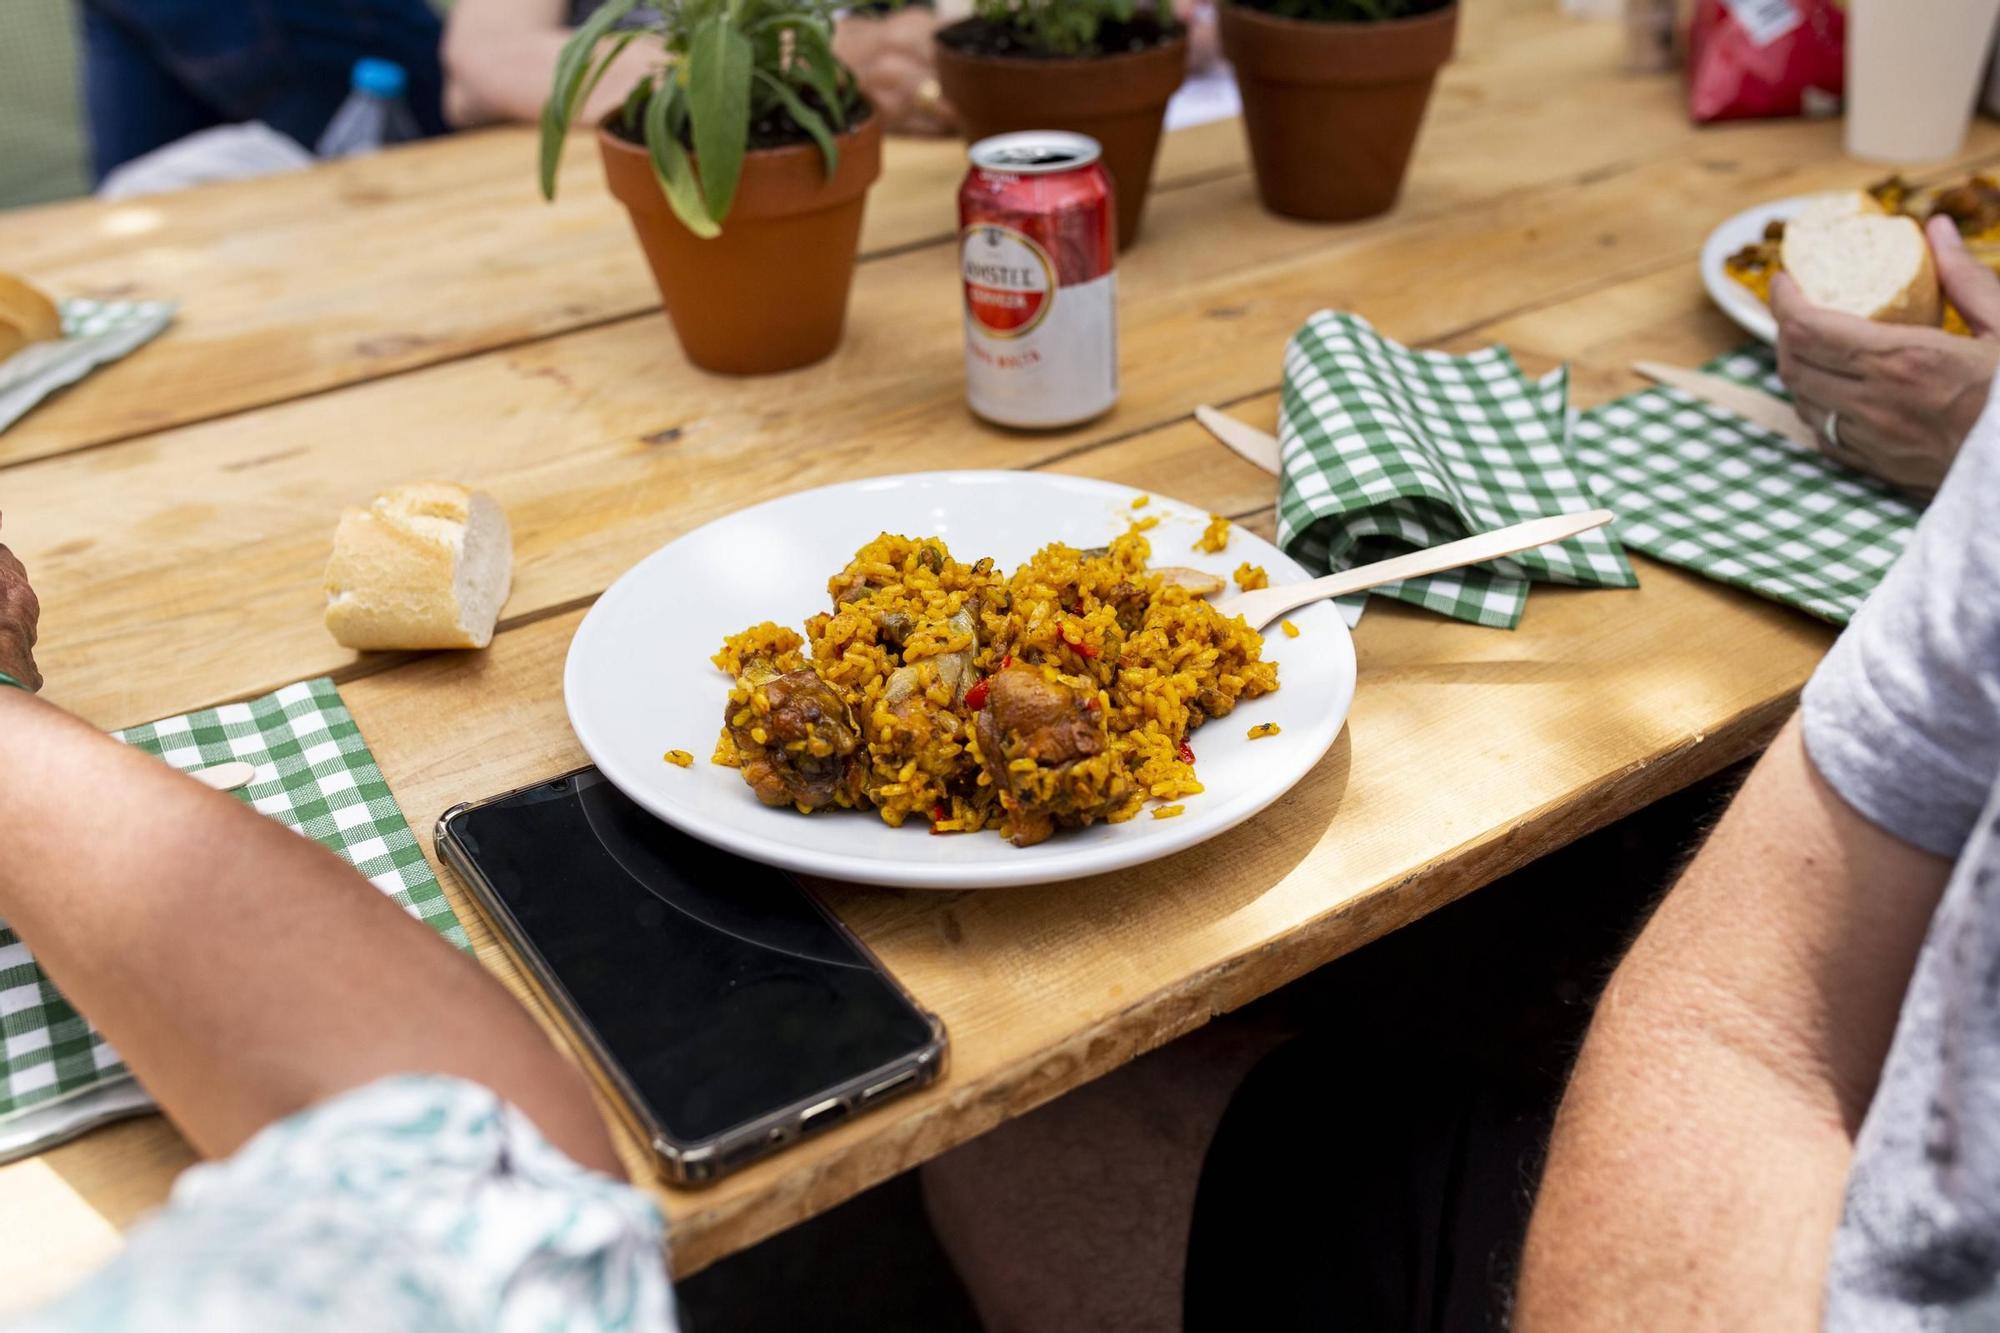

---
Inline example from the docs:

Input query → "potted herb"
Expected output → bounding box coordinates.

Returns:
[1220,0,1456,222]
[935,0,1188,249]
[541,0,882,374]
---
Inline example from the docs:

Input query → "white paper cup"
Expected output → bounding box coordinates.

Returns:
[1847,0,2000,163]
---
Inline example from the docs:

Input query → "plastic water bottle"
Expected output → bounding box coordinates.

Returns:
[316,58,422,159]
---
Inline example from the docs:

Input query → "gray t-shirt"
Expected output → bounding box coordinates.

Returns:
[1807,394,2000,1330]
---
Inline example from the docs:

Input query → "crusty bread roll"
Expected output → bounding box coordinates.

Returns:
[324,482,513,651]
[0,272,61,345]
[1782,212,1941,325]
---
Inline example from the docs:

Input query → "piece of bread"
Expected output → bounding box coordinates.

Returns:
[0,272,61,345]
[1790,189,1888,226]
[324,482,513,651]
[1781,213,1941,325]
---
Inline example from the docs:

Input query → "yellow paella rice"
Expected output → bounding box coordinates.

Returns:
[1131,494,1150,509]
[1194,514,1231,553]
[1129,514,1160,533]
[1281,619,1300,638]
[707,529,1279,848]
[1247,722,1281,740]
[1151,804,1186,819]
[662,749,695,768]
[1234,562,1268,591]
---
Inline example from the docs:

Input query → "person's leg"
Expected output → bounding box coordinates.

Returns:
[77,1,224,180]
[921,1015,1289,1333]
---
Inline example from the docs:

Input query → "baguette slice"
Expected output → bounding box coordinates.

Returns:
[324,482,513,651]
[1781,213,1941,325]
[0,272,61,344]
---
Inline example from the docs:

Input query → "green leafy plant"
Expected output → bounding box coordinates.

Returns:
[969,0,1167,56]
[540,0,861,238]
[1244,0,1417,20]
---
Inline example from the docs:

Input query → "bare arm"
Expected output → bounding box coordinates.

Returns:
[1515,717,1952,1329]
[442,0,656,128]
[0,530,618,1173]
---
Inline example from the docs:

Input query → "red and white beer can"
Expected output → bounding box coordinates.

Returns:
[958,131,1118,429]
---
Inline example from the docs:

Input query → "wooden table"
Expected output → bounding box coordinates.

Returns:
[2,0,1992,1310]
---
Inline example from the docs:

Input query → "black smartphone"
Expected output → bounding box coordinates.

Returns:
[436,767,946,1185]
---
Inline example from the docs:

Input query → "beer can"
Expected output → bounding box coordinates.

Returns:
[958,131,1118,429]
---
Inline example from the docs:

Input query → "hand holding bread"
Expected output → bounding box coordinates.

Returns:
[1774,215,2000,500]
[324,483,513,651]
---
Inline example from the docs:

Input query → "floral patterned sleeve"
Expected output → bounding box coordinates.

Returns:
[4,1076,677,1333]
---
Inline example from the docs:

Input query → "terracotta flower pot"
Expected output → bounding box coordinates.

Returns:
[934,23,1188,250]
[1219,2,1457,222]
[598,112,883,375]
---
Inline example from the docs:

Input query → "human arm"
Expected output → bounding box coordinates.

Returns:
[441,0,657,128]
[0,528,619,1174]
[1519,405,2000,1327]
[1773,215,2000,500]
[1513,717,1951,1330]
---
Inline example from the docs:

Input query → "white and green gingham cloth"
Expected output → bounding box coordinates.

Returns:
[1570,345,1921,624]
[1276,312,1638,628]
[0,677,465,1155]
[0,297,176,435]
[1275,314,1920,628]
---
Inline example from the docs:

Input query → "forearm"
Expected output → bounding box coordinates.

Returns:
[1517,930,1855,1328]
[1516,719,1949,1329]
[442,12,655,127]
[0,689,619,1173]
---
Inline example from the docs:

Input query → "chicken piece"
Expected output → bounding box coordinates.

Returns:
[974,665,1126,847]
[883,605,979,714]
[726,665,863,810]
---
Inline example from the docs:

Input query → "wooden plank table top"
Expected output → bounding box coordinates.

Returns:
[0,0,1966,1310]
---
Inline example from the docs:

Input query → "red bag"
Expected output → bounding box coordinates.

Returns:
[1686,0,1847,124]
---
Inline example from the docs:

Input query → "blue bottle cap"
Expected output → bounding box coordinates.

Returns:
[352,58,407,98]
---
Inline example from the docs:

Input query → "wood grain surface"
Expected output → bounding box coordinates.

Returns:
[0,0,1904,1303]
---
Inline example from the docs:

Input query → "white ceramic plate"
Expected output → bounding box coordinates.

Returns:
[565,471,1355,889]
[1701,193,1824,345]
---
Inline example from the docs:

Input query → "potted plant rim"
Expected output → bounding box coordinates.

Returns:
[542,0,882,374]
[1220,0,1457,222]
[935,0,1188,249]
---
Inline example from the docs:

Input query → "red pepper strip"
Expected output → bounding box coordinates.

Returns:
[1063,632,1100,659]
[1000,655,1013,670]
[930,804,947,834]
[963,678,990,711]
[1176,738,1195,765]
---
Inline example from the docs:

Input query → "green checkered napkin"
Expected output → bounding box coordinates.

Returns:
[0,678,466,1129]
[1569,345,1921,624]
[0,297,177,434]
[1276,312,1639,629]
